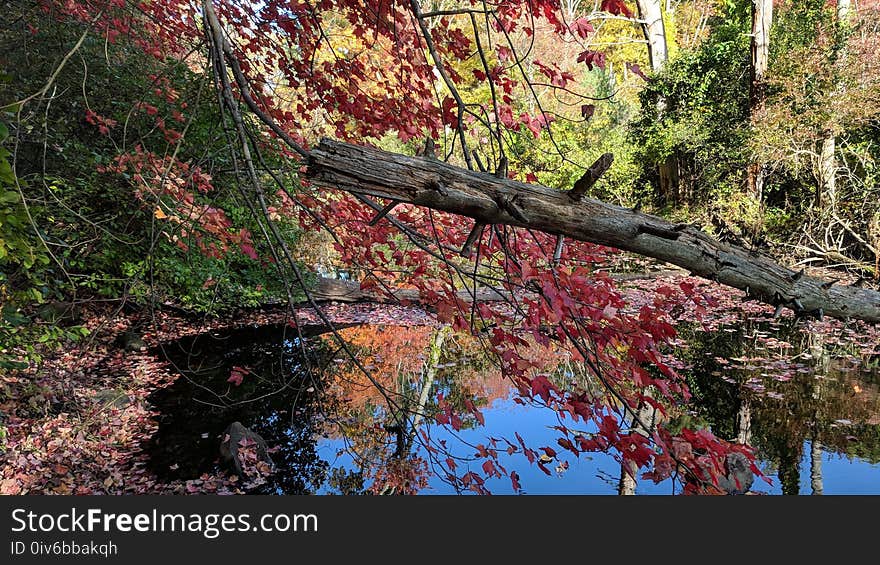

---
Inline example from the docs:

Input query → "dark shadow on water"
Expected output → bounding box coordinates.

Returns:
[147,324,353,494]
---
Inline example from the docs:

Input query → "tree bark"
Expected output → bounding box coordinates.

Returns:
[636,0,668,73]
[748,0,773,202]
[306,138,880,323]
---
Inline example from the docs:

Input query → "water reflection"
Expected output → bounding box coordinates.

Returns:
[148,317,880,494]
[148,325,333,494]
[677,318,880,494]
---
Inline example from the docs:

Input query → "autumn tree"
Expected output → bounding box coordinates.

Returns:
[6,0,880,495]
[756,0,880,274]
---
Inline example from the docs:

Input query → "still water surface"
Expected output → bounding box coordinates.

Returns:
[148,315,880,495]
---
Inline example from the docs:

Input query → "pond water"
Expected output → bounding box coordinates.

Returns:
[147,313,880,495]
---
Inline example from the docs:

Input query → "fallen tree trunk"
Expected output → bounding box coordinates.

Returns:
[311,276,510,303]
[311,271,682,304]
[306,139,880,323]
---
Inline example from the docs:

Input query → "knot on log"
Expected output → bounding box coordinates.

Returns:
[637,222,683,240]
[460,222,486,258]
[495,156,508,179]
[422,138,436,159]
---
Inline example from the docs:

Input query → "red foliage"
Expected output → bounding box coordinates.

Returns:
[601,0,634,18]
[569,17,595,39]
[30,0,760,494]
[228,366,250,387]
[577,49,607,71]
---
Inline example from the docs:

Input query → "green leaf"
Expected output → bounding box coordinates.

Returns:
[2,307,30,326]
[0,162,15,185]
[0,190,21,204]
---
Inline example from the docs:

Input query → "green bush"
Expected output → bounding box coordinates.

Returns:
[1,12,309,318]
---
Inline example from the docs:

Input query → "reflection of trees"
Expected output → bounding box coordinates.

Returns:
[317,324,574,494]
[317,325,497,494]
[753,328,880,494]
[846,427,880,464]
[677,318,880,494]
[155,322,576,495]
[810,440,823,495]
[153,317,880,495]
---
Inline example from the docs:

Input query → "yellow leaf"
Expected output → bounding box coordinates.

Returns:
[154,207,168,219]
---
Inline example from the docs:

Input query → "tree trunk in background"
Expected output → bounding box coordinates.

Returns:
[747,0,773,203]
[636,0,678,205]
[749,0,773,108]
[817,0,851,211]
[658,156,680,204]
[837,0,851,20]
[817,136,836,209]
[637,0,668,72]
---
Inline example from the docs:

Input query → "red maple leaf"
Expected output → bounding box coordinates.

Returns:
[569,17,595,39]
[577,50,606,71]
[601,0,633,18]
[228,366,250,386]
[530,375,556,401]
